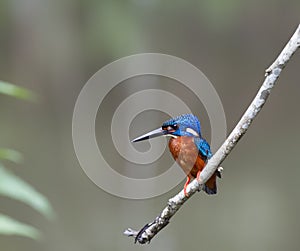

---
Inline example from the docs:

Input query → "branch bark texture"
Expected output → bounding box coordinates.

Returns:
[124,24,300,244]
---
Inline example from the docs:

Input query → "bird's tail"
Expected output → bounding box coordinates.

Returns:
[203,172,219,195]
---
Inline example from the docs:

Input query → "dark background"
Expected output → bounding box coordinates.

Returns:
[0,1,299,250]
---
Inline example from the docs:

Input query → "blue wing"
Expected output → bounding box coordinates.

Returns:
[194,137,217,194]
[194,137,212,160]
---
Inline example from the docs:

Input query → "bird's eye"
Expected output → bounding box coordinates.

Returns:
[172,124,178,130]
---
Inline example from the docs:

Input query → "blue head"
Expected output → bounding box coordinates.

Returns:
[132,114,202,142]
[132,114,212,159]
[161,114,201,137]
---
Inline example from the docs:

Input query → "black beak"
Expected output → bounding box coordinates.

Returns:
[131,128,166,142]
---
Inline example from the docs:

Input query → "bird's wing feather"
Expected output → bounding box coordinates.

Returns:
[193,137,212,159]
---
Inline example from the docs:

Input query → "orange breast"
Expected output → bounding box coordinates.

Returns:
[168,136,206,178]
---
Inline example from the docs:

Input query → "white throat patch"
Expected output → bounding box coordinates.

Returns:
[166,134,178,138]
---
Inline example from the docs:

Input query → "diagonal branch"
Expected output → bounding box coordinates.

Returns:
[124,24,300,244]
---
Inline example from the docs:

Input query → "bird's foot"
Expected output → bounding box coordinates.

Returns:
[183,187,189,197]
[183,176,190,197]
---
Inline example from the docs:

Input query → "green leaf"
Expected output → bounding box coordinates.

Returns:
[0,214,41,240]
[0,164,55,220]
[0,149,23,164]
[0,80,37,101]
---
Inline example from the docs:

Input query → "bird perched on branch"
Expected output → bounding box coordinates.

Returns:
[132,114,220,196]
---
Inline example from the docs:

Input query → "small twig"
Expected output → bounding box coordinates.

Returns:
[124,24,300,244]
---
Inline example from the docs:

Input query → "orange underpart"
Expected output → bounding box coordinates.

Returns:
[168,136,217,195]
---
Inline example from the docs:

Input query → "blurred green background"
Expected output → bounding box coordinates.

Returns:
[1,0,300,250]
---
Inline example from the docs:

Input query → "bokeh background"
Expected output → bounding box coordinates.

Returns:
[1,1,300,250]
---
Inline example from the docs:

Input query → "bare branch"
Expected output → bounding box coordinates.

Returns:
[124,24,300,244]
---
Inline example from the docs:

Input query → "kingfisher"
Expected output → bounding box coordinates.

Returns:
[132,114,220,196]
